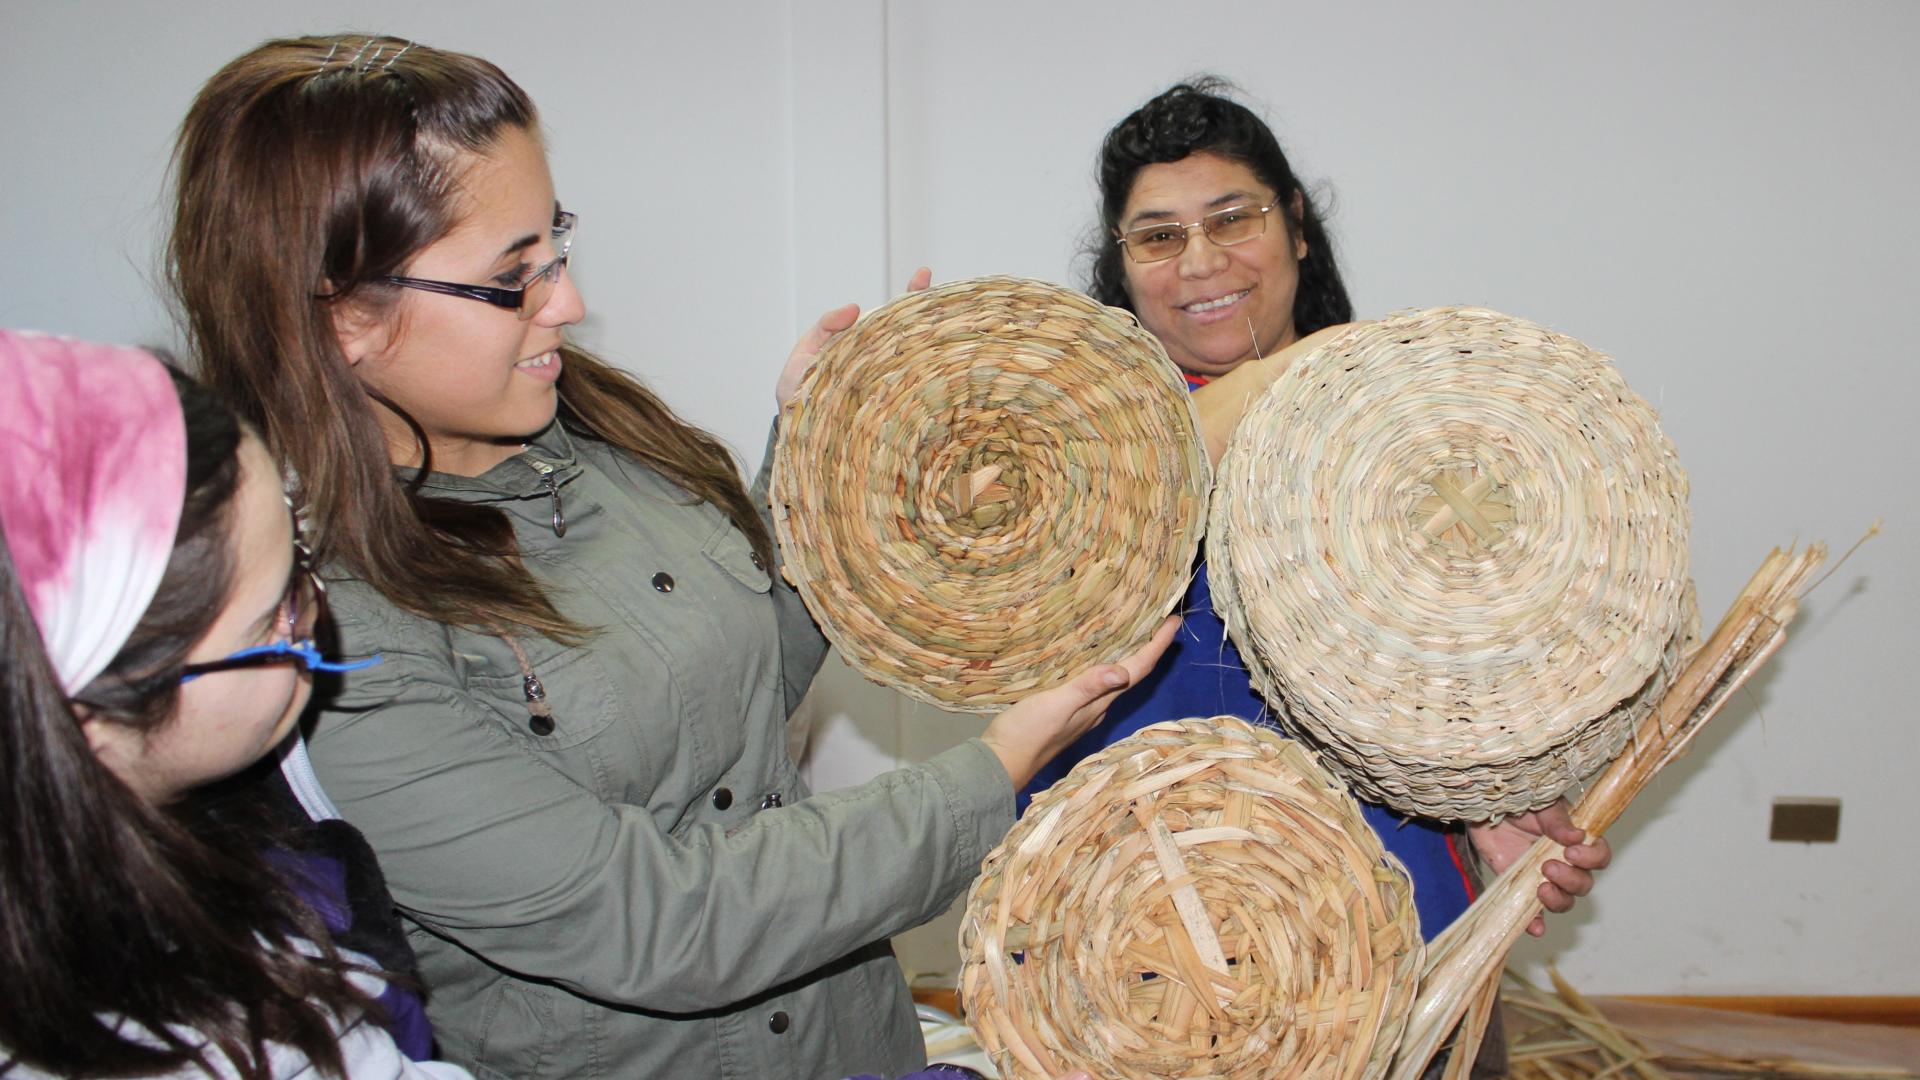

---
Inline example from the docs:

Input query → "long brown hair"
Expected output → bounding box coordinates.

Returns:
[0,371,373,1078]
[169,34,772,640]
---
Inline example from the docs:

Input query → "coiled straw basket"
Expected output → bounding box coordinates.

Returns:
[959,717,1422,1080]
[772,276,1209,712]
[1211,307,1694,821]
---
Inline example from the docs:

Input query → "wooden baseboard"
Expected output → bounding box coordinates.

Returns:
[912,987,962,1018]
[918,988,1920,1029]
[1612,995,1920,1029]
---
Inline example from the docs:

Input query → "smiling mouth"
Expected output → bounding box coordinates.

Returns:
[1182,289,1250,314]
[516,352,557,369]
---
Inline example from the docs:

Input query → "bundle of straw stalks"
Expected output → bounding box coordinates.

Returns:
[1503,968,1919,1080]
[1387,543,1830,1080]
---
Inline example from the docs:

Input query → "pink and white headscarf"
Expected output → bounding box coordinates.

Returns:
[0,330,187,694]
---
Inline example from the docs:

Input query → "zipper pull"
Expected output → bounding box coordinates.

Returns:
[525,457,568,537]
[522,672,556,736]
[495,626,556,736]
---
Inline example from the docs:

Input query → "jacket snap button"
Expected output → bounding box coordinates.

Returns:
[768,1011,790,1034]
[760,793,782,810]
[651,572,675,593]
[528,714,555,736]
[712,787,733,810]
[749,551,766,571]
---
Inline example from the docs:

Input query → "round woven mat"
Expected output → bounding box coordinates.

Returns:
[1211,306,1693,821]
[772,276,1209,712]
[959,717,1421,1080]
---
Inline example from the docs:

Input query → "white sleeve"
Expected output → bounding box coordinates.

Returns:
[304,1015,474,1079]
[1,1023,474,1080]
[0,950,477,1080]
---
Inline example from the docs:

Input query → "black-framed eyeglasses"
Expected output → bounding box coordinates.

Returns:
[178,539,381,683]
[1116,202,1277,264]
[379,209,577,319]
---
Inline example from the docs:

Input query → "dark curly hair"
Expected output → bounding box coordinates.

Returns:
[1084,77,1352,339]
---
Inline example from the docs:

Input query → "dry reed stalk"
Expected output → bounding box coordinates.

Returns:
[1504,969,1675,1080]
[1211,307,1695,820]
[1439,974,1503,1080]
[772,275,1209,712]
[1387,544,1829,1080]
[959,718,1422,1079]
[1503,968,1918,1080]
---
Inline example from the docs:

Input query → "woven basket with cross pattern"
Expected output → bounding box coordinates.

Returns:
[959,716,1422,1080]
[771,275,1209,712]
[1210,307,1694,821]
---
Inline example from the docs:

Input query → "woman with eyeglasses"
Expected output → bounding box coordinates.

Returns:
[0,331,471,1077]
[1021,80,1613,1046]
[167,34,1172,1080]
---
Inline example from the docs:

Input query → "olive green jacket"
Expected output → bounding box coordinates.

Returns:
[307,422,1014,1079]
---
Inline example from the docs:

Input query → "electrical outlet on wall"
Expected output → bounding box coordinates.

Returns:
[1769,797,1841,843]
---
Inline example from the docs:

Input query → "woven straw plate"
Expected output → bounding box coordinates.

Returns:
[772,276,1209,712]
[1211,307,1693,821]
[959,717,1422,1080]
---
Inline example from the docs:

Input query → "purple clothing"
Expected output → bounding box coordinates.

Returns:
[266,843,434,1060]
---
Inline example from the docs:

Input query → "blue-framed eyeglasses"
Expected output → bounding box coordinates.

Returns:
[379,209,577,320]
[178,639,380,683]
[178,539,382,683]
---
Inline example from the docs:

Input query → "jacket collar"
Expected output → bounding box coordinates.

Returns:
[392,420,586,504]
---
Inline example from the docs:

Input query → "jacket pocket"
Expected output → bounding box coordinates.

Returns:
[702,521,771,594]
[464,638,623,752]
[473,979,558,1077]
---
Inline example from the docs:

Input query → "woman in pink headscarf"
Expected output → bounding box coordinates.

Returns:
[0,330,469,1078]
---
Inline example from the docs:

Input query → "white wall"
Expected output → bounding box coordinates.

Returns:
[0,0,818,461]
[5,0,1914,997]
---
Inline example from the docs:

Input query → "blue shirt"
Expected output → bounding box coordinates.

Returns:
[1019,556,1476,939]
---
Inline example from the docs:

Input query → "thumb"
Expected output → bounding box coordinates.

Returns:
[808,302,860,345]
[1048,662,1132,710]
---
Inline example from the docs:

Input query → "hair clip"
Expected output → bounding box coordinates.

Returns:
[381,42,415,71]
[279,484,316,550]
[316,42,341,74]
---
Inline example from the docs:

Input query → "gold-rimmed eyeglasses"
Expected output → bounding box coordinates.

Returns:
[1116,202,1277,264]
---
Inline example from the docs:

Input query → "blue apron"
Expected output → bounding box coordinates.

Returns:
[1019,400,1476,939]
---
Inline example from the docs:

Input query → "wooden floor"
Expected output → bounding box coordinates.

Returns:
[914,989,1920,1074]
